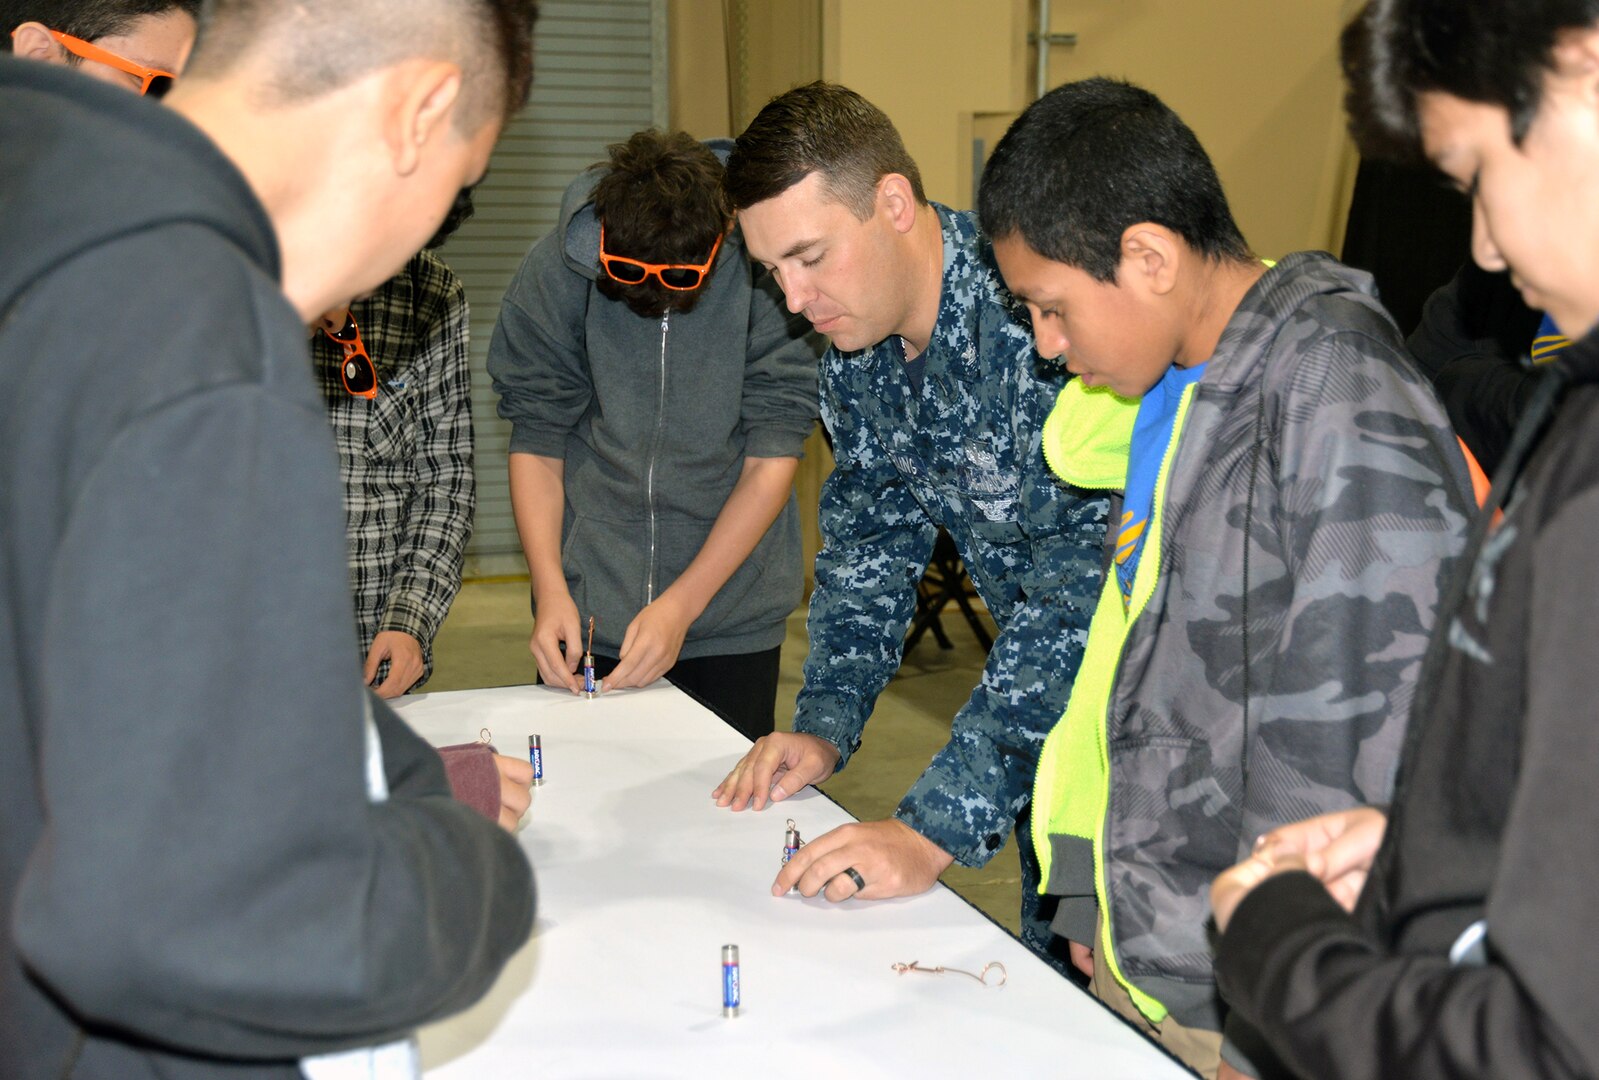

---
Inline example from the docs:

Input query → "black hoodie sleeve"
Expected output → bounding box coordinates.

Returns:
[10,261,534,1060]
[1407,263,1546,474]
[1216,873,1589,1080]
[1214,488,1599,1080]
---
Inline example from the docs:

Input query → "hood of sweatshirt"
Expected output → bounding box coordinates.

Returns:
[556,137,738,282]
[1203,250,1393,389]
[0,55,278,313]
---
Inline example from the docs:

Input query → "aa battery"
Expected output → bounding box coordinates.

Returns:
[721,944,740,1017]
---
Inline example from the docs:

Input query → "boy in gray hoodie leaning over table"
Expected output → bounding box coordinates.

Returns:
[488,129,822,739]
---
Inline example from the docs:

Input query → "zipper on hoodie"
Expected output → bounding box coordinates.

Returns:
[644,313,668,604]
[1090,382,1198,1021]
[1029,381,1197,1025]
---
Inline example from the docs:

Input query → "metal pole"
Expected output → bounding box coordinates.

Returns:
[1037,0,1051,101]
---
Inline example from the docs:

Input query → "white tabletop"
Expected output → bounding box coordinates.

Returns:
[394,683,1190,1079]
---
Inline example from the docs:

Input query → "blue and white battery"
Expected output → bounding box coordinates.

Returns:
[721,944,741,1018]
[528,734,544,786]
[582,615,598,698]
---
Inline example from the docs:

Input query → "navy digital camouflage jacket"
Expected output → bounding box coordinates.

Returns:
[794,206,1108,867]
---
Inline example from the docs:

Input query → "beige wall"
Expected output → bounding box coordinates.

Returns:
[669,0,824,139]
[1041,0,1359,257]
[676,0,1359,249]
[668,0,734,138]
[822,0,1030,208]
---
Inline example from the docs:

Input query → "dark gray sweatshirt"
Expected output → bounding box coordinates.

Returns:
[487,144,822,658]
[0,57,533,1080]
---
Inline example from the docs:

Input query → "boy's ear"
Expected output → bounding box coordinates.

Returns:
[10,22,64,64]
[1119,224,1181,297]
[382,58,464,177]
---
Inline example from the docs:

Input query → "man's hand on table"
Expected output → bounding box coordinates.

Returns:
[712,731,841,811]
[774,818,955,900]
[493,753,534,832]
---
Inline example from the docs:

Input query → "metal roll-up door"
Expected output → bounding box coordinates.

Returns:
[447,0,667,578]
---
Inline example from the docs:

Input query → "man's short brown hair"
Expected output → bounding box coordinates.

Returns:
[724,81,925,220]
[593,129,731,318]
[182,0,537,128]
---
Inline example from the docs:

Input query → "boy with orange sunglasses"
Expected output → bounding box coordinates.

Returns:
[488,128,823,740]
[4,0,197,94]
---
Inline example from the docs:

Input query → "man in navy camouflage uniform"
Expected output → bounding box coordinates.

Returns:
[712,82,1108,967]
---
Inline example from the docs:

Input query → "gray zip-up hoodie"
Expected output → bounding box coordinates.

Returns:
[1036,252,1474,1065]
[487,142,822,659]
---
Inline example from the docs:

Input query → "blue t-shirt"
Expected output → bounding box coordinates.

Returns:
[1115,362,1208,605]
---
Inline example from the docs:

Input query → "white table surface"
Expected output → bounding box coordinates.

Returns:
[394,683,1191,1078]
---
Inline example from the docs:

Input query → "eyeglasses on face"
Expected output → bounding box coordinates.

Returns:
[321,312,378,399]
[37,29,177,97]
[598,227,724,291]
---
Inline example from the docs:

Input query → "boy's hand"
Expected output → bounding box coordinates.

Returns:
[365,631,425,698]
[1212,806,1388,933]
[606,593,693,690]
[529,590,582,692]
[493,753,534,832]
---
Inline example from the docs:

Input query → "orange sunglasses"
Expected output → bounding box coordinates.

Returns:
[598,227,723,291]
[322,312,378,400]
[40,29,177,97]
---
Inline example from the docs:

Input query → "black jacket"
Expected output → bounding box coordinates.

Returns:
[0,57,533,1079]
[1407,261,1546,474]
[1215,318,1599,1078]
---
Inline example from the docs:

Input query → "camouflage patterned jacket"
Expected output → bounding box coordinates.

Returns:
[1032,252,1473,1044]
[794,205,1109,867]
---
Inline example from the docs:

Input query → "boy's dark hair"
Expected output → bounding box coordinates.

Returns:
[978,77,1251,284]
[725,81,925,220]
[181,0,537,128]
[1341,0,1599,163]
[1,0,202,50]
[592,129,731,318]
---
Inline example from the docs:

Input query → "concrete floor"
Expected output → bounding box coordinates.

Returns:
[428,580,1023,934]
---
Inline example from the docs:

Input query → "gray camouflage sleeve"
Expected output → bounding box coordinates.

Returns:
[1221,330,1472,1073]
[895,464,1106,867]
[1241,331,1470,844]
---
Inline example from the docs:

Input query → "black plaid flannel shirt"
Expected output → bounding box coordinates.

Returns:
[309,250,474,689]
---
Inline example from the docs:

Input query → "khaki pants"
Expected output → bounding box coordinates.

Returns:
[1089,914,1223,1079]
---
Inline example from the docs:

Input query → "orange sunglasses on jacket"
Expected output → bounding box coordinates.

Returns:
[321,312,378,400]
